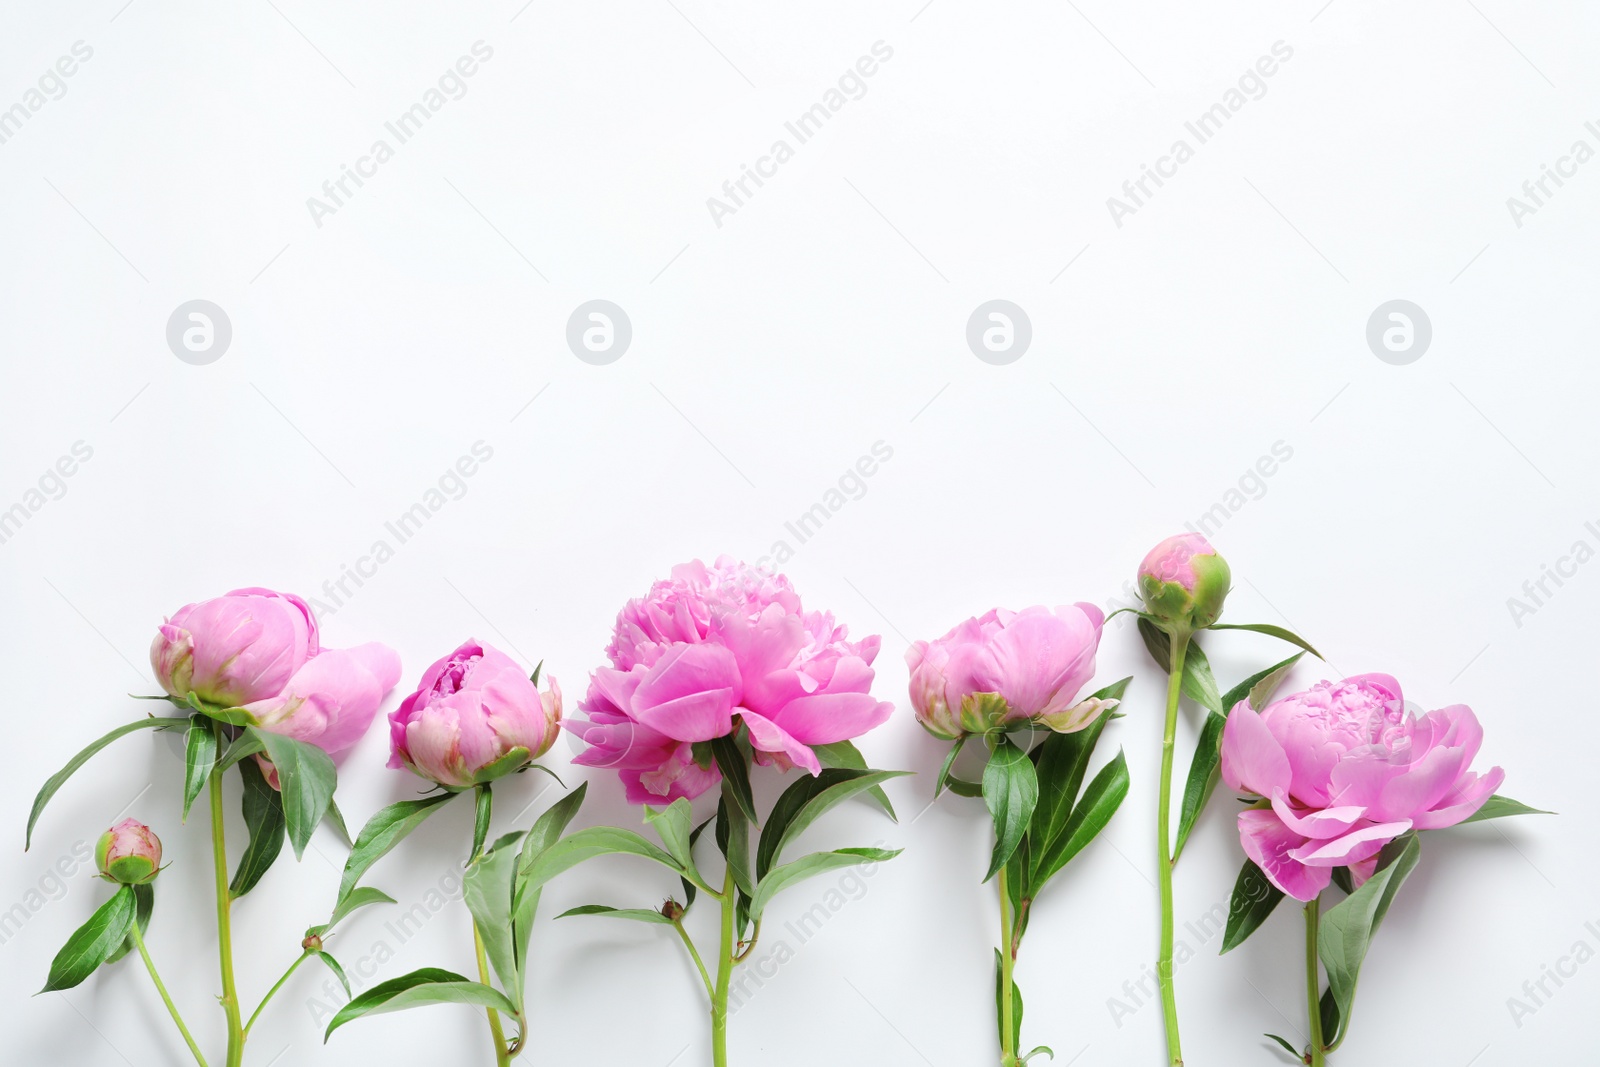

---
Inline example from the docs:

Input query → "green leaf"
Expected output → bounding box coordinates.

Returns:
[711,736,757,823]
[1461,794,1552,823]
[1319,987,1340,1047]
[185,692,256,726]
[313,950,351,998]
[934,737,967,799]
[757,768,911,880]
[249,728,337,860]
[472,785,494,861]
[645,798,697,873]
[1209,622,1322,659]
[474,746,533,785]
[746,847,900,922]
[464,833,521,1005]
[26,716,190,849]
[715,790,754,897]
[946,775,984,799]
[512,782,588,980]
[105,882,154,967]
[181,716,219,822]
[1331,866,1355,895]
[1180,640,1224,715]
[993,947,1023,1053]
[1028,678,1129,883]
[1319,833,1420,1046]
[323,798,352,848]
[1219,859,1285,954]
[323,968,519,1041]
[231,758,287,898]
[1031,750,1129,889]
[321,886,397,934]
[812,740,897,820]
[1264,1033,1302,1061]
[1174,653,1305,864]
[982,735,1038,883]
[529,660,543,687]
[557,904,674,925]
[216,731,265,772]
[338,792,457,903]
[680,816,713,913]
[1137,616,1173,672]
[519,825,706,896]
[41,885,136,992]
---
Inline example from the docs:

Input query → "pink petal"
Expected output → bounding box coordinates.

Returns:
[737,709,822,775]
[1221,703,1291,798]
[1269,790,1366,840]
[1412,766,1505,830]
[769,692,893,746]
[1238,809,1329,902]
[1289,819,1412,867]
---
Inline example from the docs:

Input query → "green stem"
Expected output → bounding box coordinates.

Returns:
[998,863,1017,1066]
[1306,897,1327,1067]
[711,864,736,1067]
[473,920,512,1067]
[130,917,209,1067]
[674,919,714,999]
[242,950,309,1038]
[1157,630,1190,1067]
[209,768,244,1067]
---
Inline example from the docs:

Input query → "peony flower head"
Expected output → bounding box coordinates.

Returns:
[96,818,162,885]
[389,640,561,789]
[246,642,402,760]
[568,558,893,804]
[905,604,1111,740]
[1220,673,1504,901]
[1138,533,1230,633]
[150,587,319,708]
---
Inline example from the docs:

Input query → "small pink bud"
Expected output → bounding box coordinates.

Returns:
[95,819,162,885]
[1138,534,1231,633]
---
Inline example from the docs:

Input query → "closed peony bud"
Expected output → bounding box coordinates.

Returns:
[1138,533,1231,633]
[150,587,319,708]
[389,640,562,789]
[905,604,1110,740]
[95,819,162,885]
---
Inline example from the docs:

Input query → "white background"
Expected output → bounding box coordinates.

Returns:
[1,1,1594,1065]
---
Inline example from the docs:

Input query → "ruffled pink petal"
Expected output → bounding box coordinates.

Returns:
[1412,766,1505,830]
[1221,703,1292,798]
[737,709,822,775]
[1289,819,1412,867]
[1238,809,1330,902]
[1269,789,1366,840]
[768,691,893,746]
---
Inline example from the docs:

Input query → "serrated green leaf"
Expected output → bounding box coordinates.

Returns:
[711,736,757,823]
[1461,794,1552,823]
[231,757,287,898]
[983,736,1038,883]
[338,792,457,903]
[250,728,337,860]
[1220,859,1285,954]
[1032,750,1129,889]
[1319,833,1420,1047]
[323,968,519,1041]
[746,847,900,922]
[1209,622,1322,659]
[41,885,135,992]
[181,716,218,822]
[812,740,897,819]
[757,768,910,880]
[556,904,674,925]
[26,717,190,849]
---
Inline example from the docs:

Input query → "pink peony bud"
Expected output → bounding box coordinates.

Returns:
[905,604,1110,740]
[1137,533,1231,633]
[1219,673,1504,901]
[246,642,403,762]
[95,818,162,885]
[150,587,320,707]
[388,640,562,789]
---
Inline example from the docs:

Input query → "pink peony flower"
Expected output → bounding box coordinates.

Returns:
[905,604,1110,740]
[388,640,562,789]
[1220,673,1504,901]
[151,587,320,707]
[1137,533,1231,632]
[246,642,403,787]
[96,818,162,885]
[568,558,893,804]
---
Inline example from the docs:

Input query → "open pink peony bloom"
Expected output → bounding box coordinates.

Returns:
[905,604,1109,740]
[569,558,893,804]
[151,587,320,707]
[388,640,562,789]
[1220,673,1504,901]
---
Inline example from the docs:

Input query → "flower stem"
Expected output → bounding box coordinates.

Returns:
[130,917,209,1067]
[1306,896,1327,1067]
[242,950,309,1038]
[473,919,511,1067]
[674,918,714,999]
[208,767,244,1067]
[711,865,736,1067]
[997,862,1017,1067]
[1157,630,1190,1066]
